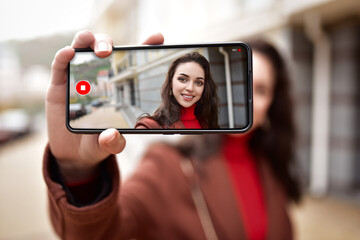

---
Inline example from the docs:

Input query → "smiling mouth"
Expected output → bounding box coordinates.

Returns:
[181,94,195,100]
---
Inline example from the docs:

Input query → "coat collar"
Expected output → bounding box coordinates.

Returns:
[189,152,292,240]
[194,152,247,239]
[134,117,185,129]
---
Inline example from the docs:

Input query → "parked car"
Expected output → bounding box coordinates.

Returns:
[91,99,104,108]
[69,103,86,120]
[91,98,110,111]
[0,109,31,144]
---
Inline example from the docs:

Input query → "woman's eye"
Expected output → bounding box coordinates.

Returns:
[178,77,186,82]
[196,81,204,86]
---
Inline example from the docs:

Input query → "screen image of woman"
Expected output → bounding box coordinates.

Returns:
[135,52,220,129]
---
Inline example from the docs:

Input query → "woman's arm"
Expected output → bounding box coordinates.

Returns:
[44,31,164,239]
[43,141,194,240]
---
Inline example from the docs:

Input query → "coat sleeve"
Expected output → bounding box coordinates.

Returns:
[43,144,123,240]
[43,142,195,240]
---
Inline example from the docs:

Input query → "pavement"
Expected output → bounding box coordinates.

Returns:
[70,106,130,129]
[0,130,56,240]
[290,196,360,240]
[0,128,359,240]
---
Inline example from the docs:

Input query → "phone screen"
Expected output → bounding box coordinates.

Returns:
[67,43,252,133]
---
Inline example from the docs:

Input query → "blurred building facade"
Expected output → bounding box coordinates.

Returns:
[0,43,49,108]
[89,0,360,200]
[0,43,22,106]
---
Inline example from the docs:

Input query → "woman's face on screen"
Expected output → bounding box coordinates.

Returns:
[172,62,205,108]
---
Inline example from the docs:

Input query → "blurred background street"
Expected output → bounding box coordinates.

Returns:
[1,0,360,239]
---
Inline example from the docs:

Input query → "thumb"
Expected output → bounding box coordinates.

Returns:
[98,129,126,155]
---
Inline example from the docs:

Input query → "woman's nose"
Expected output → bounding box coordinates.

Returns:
[186,82,194,91]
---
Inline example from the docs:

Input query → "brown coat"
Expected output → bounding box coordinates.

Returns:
[134,117,185,129]
[43,142,292,240]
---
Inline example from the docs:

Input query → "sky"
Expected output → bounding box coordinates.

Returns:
[71,51,97,65]
[0,0,95,42]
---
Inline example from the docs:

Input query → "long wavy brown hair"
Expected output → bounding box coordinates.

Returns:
[248,39,301,203]
[150,52,219,128]
[176,40,301,203]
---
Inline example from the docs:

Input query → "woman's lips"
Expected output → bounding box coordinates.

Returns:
[181,93,195,101]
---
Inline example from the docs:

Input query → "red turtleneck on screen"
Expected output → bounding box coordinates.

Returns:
[180,105,202,129]
[222,134,267,240]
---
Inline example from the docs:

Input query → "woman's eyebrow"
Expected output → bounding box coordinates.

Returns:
[179,73,189,77]
[179,73,204,80]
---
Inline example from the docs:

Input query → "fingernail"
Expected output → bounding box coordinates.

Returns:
[97,41,109,52]
[105,134,117,147]
[102,129,117,146]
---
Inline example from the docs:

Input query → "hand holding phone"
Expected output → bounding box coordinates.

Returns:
[46,31,164,183]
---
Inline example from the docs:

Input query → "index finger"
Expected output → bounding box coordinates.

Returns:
[50,46,75,86]
[71,30,113,58]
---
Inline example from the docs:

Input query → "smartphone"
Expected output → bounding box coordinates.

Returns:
[66,42,252,134]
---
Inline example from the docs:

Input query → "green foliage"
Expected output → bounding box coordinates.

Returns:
[72,59,111,83]
[69,95,97,106]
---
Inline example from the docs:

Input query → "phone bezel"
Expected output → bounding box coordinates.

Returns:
[66,42,253,134]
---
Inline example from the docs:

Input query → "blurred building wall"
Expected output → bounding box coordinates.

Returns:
[0,43,49,109]
[0,44,22,106]
[328,22,359,194]
[89,0,360,199]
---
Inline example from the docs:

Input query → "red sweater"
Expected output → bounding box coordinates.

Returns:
[180,105,202,129]
[223,134,267,240]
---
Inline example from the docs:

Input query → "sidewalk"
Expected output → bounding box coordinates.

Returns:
[290,195,360,240]
[0,130,57,240]
[70,106,130,129]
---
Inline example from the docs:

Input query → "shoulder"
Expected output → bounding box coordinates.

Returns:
[135,117,186,129]
[135,117,162,129]
[171,121,185,129]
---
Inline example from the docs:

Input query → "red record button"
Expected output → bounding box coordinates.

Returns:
[76,80,91,95]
